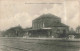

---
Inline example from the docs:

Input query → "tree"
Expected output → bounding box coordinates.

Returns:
[3,25,25,37]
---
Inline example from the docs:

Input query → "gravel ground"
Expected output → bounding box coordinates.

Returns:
[0,37,80,51]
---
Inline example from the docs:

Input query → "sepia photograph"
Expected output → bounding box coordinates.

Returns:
[0,0,80,51]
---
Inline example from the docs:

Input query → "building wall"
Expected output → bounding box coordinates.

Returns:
[51,27,69,38]
[32,17,61,29]
[28,30,51,37]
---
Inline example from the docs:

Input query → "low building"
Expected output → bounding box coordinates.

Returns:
[28,14,69,38]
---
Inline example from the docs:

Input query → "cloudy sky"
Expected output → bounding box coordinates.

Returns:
[0,0,80,31]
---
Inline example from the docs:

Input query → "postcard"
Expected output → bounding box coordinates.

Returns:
[0,0,80,51]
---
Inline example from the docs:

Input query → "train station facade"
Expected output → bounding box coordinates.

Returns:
[27,14,69,38]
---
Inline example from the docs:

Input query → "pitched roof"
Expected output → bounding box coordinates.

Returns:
[34,13,60,21]
[48,22,68,27]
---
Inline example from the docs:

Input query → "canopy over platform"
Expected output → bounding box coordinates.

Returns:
[28,28,52,31]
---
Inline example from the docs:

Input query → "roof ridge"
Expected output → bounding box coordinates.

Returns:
[34,13,60,21]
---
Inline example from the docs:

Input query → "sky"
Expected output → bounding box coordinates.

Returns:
[0,0,80,31]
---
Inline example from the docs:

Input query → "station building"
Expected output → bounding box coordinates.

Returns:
[28,14,69,38]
